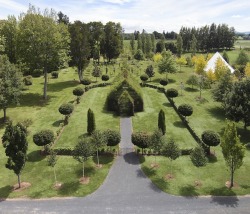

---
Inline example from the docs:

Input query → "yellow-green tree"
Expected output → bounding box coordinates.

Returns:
[214,58,230,80]
[153,53,162,62]
[192,55,206,75]
[176,56,187,72]
[244,62,250,77]
[206,69,216,82]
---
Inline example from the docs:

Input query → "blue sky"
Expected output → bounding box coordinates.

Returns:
[0,0,249,33]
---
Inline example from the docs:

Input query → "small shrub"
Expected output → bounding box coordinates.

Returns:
[132,131,150,154]
[23,75,33,86]
[51,71,59,78]
[166,88,178,99]
[103,129,121,147]
[58,103,74,125]
[140,74,149,82]
[73,87,84,104]
[201,130,220,154]
[81,78,91,86]
[160,78,169,86]
[134,49,144,60]
[32,69,43,77]
[102,74,110,81]
[33,130,54,149]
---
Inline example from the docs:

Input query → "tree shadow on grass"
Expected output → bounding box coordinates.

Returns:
[141,165,157,177]
[0,185,12,201]
[207,106,225,120]
[173,121,186,128]
[19,93,56,107]
[47,80,79,92]
[58,181,80,196]
[75,166,95,177]
[179,185,199,198]
[78,133,90,140]
[210,187,239,208]
[52,119,64,127]
[151,177,169,193]
[92,155,114,165]
[27,150,46,162]
[138,154,145,163]
[240,184,250,189]
[163,102,172,107]
[236,127,250,144]
[185,87,199,92]
[151,78,162,83]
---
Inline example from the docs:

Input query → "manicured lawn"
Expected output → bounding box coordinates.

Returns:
[0,67,116,199]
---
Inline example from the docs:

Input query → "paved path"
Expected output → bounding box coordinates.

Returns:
[0,118,249,213]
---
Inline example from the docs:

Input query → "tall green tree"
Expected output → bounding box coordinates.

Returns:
[176,34,183,57]
[145,65,155,81]
[87,108,96,135]
[145,34,152,56]
[17,6,70,99]
[151,34,155,52]
[137,33,142,50]
[190,34,197,56]
[236,50,249,66]
[130,33,135,53]
[91,130,106,167]
[158,50,177,78]
[57,11,69,25]
[0,55,22,122]
[100,22,123,62]
[221,121,245,188]
[222,50,229,63]
[2,122,28,188]
[47,150,58,185]
[158,109,166,135]
[69,21,90,82]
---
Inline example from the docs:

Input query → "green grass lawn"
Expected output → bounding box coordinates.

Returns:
[0,66,116,199]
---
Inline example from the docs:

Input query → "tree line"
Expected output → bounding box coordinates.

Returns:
[179,23,236,52]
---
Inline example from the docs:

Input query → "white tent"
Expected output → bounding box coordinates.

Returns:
[204,52,234,73]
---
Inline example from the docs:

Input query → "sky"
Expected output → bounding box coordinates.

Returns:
[0,0,250,33]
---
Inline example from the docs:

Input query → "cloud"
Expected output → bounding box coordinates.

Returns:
[232,15,242,18]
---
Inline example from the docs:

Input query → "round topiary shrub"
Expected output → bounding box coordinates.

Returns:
[81,78,91,87]
[102,74,110,81]
[166,88,178,99]
[59,103,74,125]
[23,75,33,86]
[33,130,54,150]
[51,71,59,78]
[73,87,84,104]
[103,129,121,147]
[160,78,169,86]
[201,130,220,155]
[131,131,150,154]
[178,104,193,119]
[140,74,149,82]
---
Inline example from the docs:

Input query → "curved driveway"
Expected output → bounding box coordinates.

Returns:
[0,118,249,213]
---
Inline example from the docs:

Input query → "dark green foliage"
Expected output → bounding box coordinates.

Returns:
[236,50,249,66]
[202,130,220,154]
[224,79,250,129]
[92,66,101,81]
[132,131,150,154]
[222,50,229,63]
[166,88,178,99]
[103,129,121,147]
[87,108,96,135]
[162,139,181,161]
[149,129,163,154]
[81,78,91,86]
[73,87,84,104]
[165,42,177,54]
[32,69,43,77]
[186,74,199,89]
[145,65,155,80]
[178,104,193,119]
[33,129,54,148]
[23,75,33,86]
[159,78,168,86]
[134,49,144,60]
[59,103,74,115]
[158,109,166,135]
[91,130,106,166]
[118,91,134,116]
[107,73,143,114]
[2,122,28,188]
[176,34,183,57]
[51,71,59,78]
[101,74,109,81]
[158,50,177,76]
[140,74,149,82]
[190,146,207,168]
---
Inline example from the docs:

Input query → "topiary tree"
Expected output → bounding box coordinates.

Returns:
[87,108,96,135]
[131,131,150,155]
[92,66,101,82]
[134,49,144,60]
[162,139,181,175]
[178,104,193,120]
[103,129,121,149]
[158,109,166,135]
[101,74,109,82]
[166,88,178,100]
[73,138,95,179]
[81,78,91,89]
[33,129,54,151]
[2,122,28,189]
[58,103,74,125]
[145,65,155,81]
[140,74,149,84]
[201,130,220,155]
[23,75,33,86]
[73,87,84,104]
[51,71,59,78]
[159,78,168,87]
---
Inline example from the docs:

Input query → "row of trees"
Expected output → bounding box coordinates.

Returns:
[179,23,235,52]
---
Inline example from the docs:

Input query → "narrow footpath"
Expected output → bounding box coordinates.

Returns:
[0,118,249,214]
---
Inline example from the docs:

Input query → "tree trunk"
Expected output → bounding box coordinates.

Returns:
[3,108,7,122]
[78,67,83,82]
[230,160,234,188]
[53,167,57,184]
[97,149,99,166]
[82,161,85,178]
[18,174,21,189]
[43,70,48,100]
